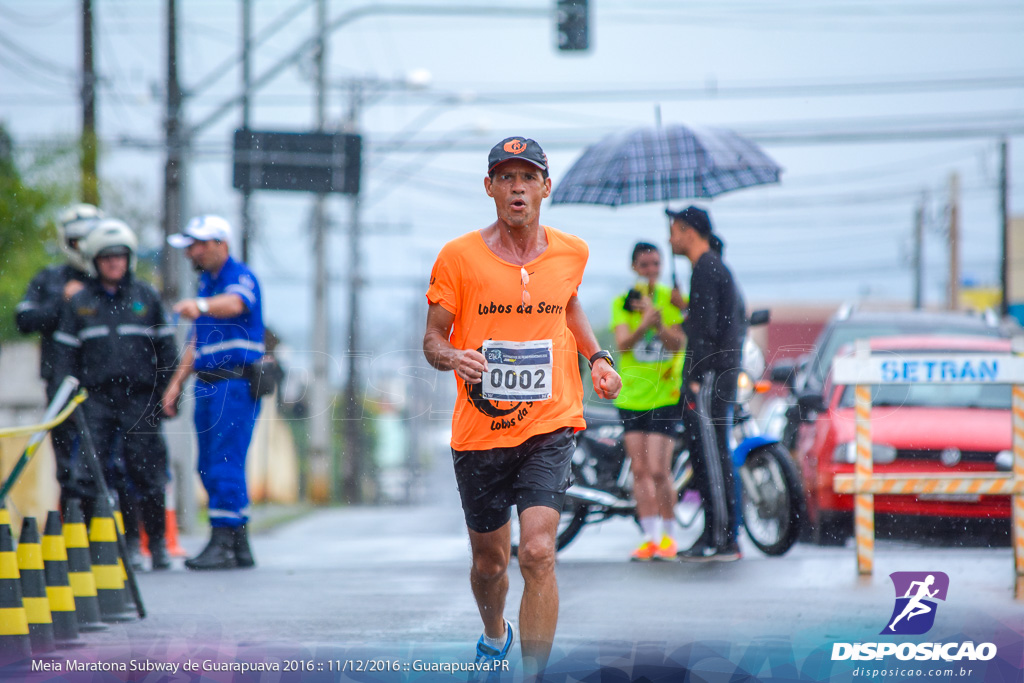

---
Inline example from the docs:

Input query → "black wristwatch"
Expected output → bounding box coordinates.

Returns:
[588,350,614,369]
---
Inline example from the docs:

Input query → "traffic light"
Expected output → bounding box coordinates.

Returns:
[556,0,588,51]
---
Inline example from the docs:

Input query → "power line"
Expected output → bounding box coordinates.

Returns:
[0,30,77,84]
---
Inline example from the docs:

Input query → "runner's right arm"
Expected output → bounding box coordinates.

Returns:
[423,303,486,383]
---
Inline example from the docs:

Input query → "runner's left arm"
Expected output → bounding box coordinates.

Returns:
[566,295,621,400]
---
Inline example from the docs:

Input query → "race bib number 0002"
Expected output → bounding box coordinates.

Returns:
[481,339,553,402]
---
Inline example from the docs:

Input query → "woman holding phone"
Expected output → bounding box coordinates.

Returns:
[610,242,687,561]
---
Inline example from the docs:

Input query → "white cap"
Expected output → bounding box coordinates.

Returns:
[168,215,232,248]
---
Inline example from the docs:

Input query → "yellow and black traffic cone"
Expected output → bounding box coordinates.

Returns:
[0,520,31,663]
[17,518,55,654]
[62,500,104,631]
[112,507,136,614]
[88,496,127,621]
[42,512,78,643]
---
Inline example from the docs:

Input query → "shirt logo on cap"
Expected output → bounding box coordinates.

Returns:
[504,139,526,155]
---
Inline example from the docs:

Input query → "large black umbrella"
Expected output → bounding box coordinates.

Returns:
[550,124,781,207]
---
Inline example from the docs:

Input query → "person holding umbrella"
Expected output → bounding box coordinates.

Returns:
[610,241,686,561]
[667,206,747,562]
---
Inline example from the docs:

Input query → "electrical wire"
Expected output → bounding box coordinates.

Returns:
[0,30,77,84]
[0,2,70,27]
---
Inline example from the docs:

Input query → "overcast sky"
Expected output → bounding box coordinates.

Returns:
[2,0,1023,369]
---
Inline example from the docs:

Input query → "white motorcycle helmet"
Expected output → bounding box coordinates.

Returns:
[79,218,138,278]
[58,203,104,271]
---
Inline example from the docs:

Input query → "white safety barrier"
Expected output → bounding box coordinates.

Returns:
[830,338,1024,598]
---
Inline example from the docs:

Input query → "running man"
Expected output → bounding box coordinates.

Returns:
[423,137,621,675]
[889,574,939,631]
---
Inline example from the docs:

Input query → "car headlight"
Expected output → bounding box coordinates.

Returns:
[736,371,755,403]
[996,450,1013,472]
[833,441,898,464]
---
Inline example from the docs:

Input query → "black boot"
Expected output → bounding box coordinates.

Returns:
[232,524,255,568]
[140,496,169,570]
[149,538,171,571]
[184,527,237,570]
[125,535,146,572]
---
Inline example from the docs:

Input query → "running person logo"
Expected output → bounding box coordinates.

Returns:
[881,571,949,635]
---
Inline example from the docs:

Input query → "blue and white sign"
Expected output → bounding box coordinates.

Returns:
[833,353,1024,385]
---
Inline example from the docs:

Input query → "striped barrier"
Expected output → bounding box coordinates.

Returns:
[834,473,1024,495]
[831,338,1024,597]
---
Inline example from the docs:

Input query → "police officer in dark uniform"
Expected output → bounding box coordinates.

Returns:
[16,204,104,513]
[52,219,178,571]
[667,206,747,562]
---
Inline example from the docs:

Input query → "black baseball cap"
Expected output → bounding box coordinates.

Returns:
[488,137,549,174]
[666,205,713,237]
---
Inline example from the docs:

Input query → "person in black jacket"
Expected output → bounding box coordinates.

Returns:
[15,204,104,513]
[667,206,747,562]
[53,219,179,571]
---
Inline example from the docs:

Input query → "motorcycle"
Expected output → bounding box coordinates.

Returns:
[510,310,807,558]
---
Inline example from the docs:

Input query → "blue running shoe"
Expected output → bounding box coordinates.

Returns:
[474,619,514,665]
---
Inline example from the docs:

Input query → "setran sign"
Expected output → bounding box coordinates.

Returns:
[833,353,1024,385]
[232,129,362,195]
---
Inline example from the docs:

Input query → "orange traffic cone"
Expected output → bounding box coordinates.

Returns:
[139,484,186,558]
[41,512,78,643]
[16,518,55,654]
[0,519,31,664]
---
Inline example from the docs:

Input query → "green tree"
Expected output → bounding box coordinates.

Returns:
[0,125,67,342]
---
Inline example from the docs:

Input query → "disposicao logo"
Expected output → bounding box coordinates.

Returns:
[831,571,997,663]
[882,571,948,635]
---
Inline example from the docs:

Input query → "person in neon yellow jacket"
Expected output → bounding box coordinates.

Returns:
[610,242,686,561]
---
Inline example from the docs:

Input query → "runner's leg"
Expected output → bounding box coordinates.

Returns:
[468,523,511,641]
[517,504,559,675]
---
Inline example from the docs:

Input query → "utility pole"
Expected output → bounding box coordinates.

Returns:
[913,192,926,310]
[80,0,99,205]
[161,0,183,302]
[342,80,365,505]
[948,172,960,311]
[240,0,253,264]
[308,0,333,503]
[1000,138,1010,316]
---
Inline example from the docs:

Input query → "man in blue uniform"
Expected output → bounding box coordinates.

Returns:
[162,215,265,570]
[16,204,104,514]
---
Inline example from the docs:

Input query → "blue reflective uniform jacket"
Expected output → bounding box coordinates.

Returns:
[191,256,264,370]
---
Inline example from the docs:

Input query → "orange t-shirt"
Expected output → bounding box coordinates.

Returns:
[426,226,589,450]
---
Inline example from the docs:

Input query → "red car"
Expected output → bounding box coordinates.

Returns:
[793,335,1013,545]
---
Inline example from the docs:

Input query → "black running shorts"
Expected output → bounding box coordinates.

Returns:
[618,403,682,437]
[451,427,575,534]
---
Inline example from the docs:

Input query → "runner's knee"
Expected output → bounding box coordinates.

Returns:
[472,551,508,582]
[517,535,556,575]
